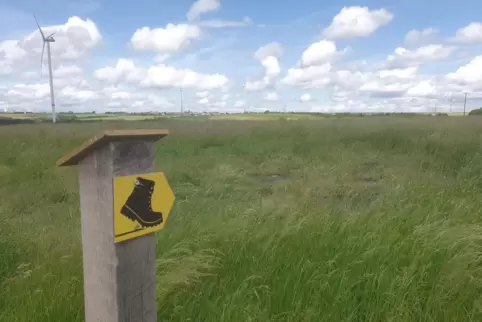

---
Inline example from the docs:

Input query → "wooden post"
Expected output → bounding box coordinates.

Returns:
[57,130,169,322]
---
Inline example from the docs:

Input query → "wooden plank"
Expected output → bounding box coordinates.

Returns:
[79,143,118,321]
[57,129,169,167]
[112,141,157,321]
[79,140,157,322]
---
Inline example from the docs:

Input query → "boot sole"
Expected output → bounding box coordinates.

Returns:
[120,205,163,227]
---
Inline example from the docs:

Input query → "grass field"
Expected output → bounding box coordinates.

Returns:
[1,117,482,321]
[0,113,43,119]
[210,113,326,121]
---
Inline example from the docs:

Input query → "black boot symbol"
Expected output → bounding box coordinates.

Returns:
[120,177,163,227]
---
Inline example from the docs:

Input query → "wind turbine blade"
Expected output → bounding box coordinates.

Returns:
[33,14,46,40]
[40,42,46,77]
[46,32,55,39]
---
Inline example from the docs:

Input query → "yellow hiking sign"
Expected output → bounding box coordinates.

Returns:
[113,172,175,243]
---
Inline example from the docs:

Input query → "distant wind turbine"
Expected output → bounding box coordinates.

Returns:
[34,14,56,123]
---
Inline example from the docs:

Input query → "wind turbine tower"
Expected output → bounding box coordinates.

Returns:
[34,14,57,123]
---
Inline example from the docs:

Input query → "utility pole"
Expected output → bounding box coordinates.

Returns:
[180,88,184,115]
[464,93,467,116]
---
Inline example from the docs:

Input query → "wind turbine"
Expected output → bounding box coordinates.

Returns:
[34,14,56,123]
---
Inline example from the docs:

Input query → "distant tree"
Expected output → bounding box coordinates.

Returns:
[0,118,35,125]
[468,108,482,116]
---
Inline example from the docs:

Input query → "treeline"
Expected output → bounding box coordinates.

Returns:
[0,118,35,125]
[468,108,482,115]
[314,112,449,117]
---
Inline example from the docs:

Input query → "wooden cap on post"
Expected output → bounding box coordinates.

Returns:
[56,129,169,167]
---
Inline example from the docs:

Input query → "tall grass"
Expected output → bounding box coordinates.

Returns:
[1,117,482,321]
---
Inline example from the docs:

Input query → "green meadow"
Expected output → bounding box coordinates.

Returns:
[1,116,482,321]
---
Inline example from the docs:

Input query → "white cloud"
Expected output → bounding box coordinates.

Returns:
[196,17,253,28]
[234,99,245,108]
[24,16,101,60]
[300,93,311,102]
[254,41,283,60]
[406,80,437,98]
[130,24,202,53]
[154,54,170,63]
[0,48,15,75]
[264,92,279,101]
[281,54,448,104]
[196,91,210,98]
[359,81,409,96]
[278,38,346,89]
[4,81,104,112]
[2,7,482,115]
[1,74,179,113]
[141,64,229,90]
[301,40,338,67]
[185,0,252,29]
[278,34,473,109]
[211,101,227,108]
[262,56,280,81]
[244,79,266,91]
[94,59,229,91]
[21,71,39,79]
[61,86,100,102]
[332,69,370,90]
[187,0,220,21]
[54,65,83,78]
[7,83,51,100]
[452,22,482,44]
[323,6,393,39]
[244,43,282,91]
[110,91,131,100]
[198,97,209,104]
[379,67,418,79]
[0,16,101,76]
[405,28,439,45]
[332,66,424,99]
[0,40,26,63]
[93,59,146,83]
[385,44,455,68]
[447,55,482,84]
[281,63,332,88]
[113,92,174,113]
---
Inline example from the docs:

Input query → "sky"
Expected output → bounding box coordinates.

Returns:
[1,0,482,114]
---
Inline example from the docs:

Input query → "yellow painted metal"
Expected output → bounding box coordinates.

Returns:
[113,172,175,243]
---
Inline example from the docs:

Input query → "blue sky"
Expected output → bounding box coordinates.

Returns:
[1,0,482,113]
